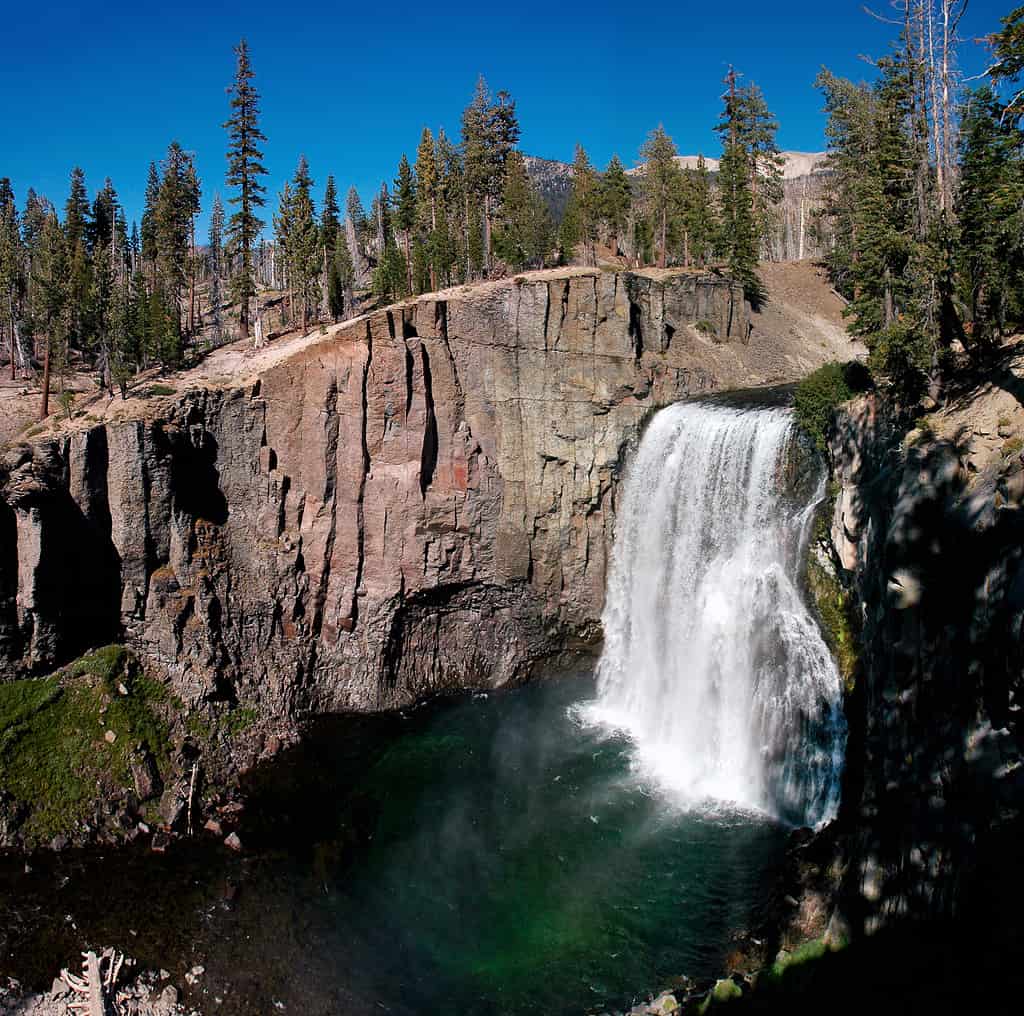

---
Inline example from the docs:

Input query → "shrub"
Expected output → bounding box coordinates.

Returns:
[794,361,872,451]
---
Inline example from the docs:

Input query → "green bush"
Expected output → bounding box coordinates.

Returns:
[794,361,872,451]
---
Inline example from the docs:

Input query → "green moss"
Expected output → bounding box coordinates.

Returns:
[794,362,872,451]
[766,937,832,984]
[142,384,176,398]
[695,318,717,337]
[223,706,257,737]
[1002,436,1023,458]
[186,712,212,741]
[0,645,175,846]
[807,554,858,692]
[697,978,743,1012]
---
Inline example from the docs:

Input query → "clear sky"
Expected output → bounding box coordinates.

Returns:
[0,0,1013,235]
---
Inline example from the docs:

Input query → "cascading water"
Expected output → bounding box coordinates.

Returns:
[587,401,846,828]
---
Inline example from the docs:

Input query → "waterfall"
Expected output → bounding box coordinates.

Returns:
[587,401,846,828]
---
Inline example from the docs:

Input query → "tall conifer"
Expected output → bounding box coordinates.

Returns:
[224,39,268,339]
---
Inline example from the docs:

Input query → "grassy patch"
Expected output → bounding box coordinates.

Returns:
[794,362,872,451]
[223,706,257,737]
[695,318,717,337]
[140,384,176,398]
[1002,436,1023,459]
[0,645,174,846]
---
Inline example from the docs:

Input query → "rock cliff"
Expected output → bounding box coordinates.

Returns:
[0,267,852,718]
[817,357,1024,934]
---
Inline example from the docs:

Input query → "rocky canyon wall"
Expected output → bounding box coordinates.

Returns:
[822,381,1024,932]
[0,268,848,718]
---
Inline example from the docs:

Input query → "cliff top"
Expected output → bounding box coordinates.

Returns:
[3,262,857,447]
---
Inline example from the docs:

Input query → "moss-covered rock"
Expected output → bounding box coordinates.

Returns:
[0,645,175,848]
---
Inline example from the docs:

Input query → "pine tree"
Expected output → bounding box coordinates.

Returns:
[685,156,716,267]
[33,213,69,418]
[287,156,320,332]
[416,128,439,290]
[494,151,549,270]
[562,145,600,266]
[274,181,295,321]
[185,160,201,337]
[64,167,90,256]
[599,155,631,257]
[461,77,519,276]
[321,175,341,318]
[436,128,464,285]
[991,5,1024,125]
[87,179,122,390]
[208,194,226,343]
[140,162,160,285]
[735,83,784,253]
[155,141,199,343]
[638,126,681,268]
[62,167,93,349]
[346,185,368,274]
[0,180,23,379]
[956,86,1024,341]
[394,154,417,293]
[223,39,268,339]
[371,182,407,301]
[88,178,118,256]
[329,235,354,321]
[818,51,929,396]
[715,71,760,299]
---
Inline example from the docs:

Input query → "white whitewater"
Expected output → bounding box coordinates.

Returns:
[587,401,846,828]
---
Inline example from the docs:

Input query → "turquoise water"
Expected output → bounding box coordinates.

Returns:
[320,672,789,1014]
[1,671,790,1015]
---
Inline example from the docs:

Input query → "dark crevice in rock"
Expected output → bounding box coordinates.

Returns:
[628,299,644,361]
[350,322,374,628]
[0,499,22,669]
[558,280,569,346]
[312,378,340,637]
[541,283,551,351]
[159,426,228,526]
[419,345,438,499]
[664,322,675,351]
[435,300,448,341]
[404,343,414,418]
[402,311,418,340]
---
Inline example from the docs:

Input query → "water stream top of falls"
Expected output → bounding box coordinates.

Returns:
[585,401,846,828]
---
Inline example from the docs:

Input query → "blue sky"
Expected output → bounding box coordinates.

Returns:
[0,1,1013,235]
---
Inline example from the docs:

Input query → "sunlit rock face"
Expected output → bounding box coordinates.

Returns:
[827,394,1024,928]
[0,268,846,718]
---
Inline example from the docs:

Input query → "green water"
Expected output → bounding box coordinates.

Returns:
[1,671,790,1015]
[319,673,789,1013]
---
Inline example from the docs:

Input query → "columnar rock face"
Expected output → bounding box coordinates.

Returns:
[0,269,845,717]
